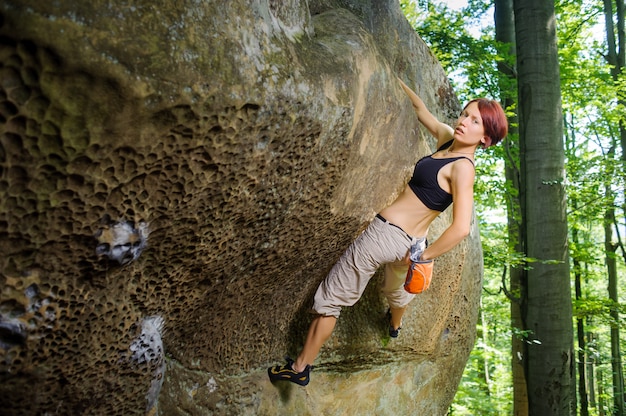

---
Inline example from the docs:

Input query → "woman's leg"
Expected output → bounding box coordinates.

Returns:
[389,305,406,330]
[271,218,411,382]
[382,262,415,335]
[293,315,337,372]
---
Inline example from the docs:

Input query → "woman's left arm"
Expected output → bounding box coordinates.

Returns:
[420,161,475,260]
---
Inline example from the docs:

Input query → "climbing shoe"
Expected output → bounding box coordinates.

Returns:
[387,308,402,338]
[268,357,312,386]
[389,324,402,338]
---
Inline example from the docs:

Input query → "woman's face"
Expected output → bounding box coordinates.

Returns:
[453,102,488,147]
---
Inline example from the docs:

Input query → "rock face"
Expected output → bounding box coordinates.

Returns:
[0,0,481,415]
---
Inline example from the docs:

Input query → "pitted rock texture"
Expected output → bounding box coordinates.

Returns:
[0,0,479,415]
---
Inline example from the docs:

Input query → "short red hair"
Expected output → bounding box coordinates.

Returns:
[465,98,508,147]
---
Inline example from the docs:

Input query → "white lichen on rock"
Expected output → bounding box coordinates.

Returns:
[95,216,149,265]
[128,315,166,413]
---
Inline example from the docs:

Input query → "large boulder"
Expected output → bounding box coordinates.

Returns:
[0,0,481,414]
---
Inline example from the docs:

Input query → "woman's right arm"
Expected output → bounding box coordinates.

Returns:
[398,78,454,148]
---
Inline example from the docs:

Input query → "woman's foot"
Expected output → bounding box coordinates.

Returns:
[268,357,312,386]
[387,309,402,338]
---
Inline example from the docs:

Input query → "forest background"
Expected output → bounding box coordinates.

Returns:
[400,0,626,415]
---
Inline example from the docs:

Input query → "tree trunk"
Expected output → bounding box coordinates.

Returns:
[573,227,589,416]
[494,0,528,415]
[599,369,607,416]
[603,1,626,414]
[566,112,588,416]
[604,206,624,416]
[512,0,574,414]
[477,305,493,397]
[587,332,597,409]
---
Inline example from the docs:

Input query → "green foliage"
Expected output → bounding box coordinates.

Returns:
[574,296,626,327]
[450,346,511,415]
[399,0,514,103]
[451,259,514,415]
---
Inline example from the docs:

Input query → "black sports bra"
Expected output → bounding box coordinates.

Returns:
[408,141,474,211]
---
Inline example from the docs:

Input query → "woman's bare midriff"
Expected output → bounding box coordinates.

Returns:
[378,186,441,238]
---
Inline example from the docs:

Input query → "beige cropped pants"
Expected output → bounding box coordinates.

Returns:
[312,215,427,318]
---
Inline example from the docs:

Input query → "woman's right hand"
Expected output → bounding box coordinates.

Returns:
[398,78,454,147]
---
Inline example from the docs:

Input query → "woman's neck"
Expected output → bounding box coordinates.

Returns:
[445,147,475,155]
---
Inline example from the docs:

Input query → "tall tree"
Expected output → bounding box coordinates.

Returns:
[602,1,626,414]
[603,146,624,416]
[565,115,590,416]
[493,0,527,414]
[513,0,574,414]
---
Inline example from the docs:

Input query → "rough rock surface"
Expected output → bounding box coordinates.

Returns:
[0,0,481,415]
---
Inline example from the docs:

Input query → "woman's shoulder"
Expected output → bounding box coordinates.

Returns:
[449,158,476,181]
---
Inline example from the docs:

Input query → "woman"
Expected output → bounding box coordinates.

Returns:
[268,78,508,386]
